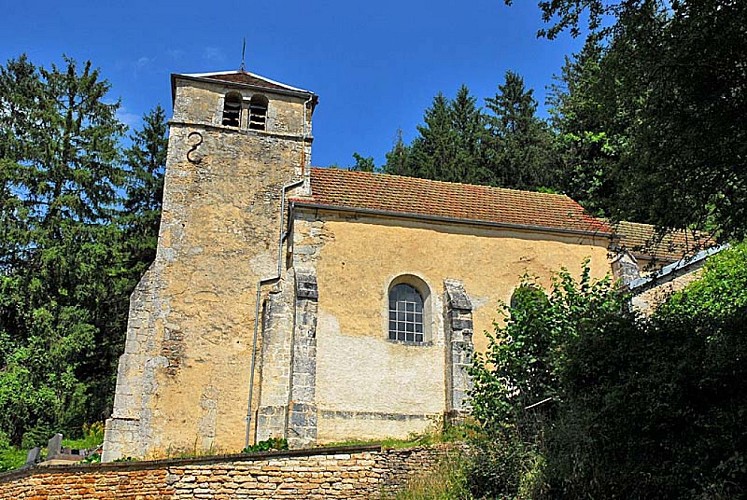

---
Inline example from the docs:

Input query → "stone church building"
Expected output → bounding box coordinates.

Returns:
[101,69,699,461]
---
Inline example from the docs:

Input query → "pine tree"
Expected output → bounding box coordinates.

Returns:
[547,39,621,214]
[449,85,487,184]
[349,152,376,172]
[0,55,127,444]
[485,71,554,190]
[122,105,168,279]
[383,130,413,177]
[408,93,459,181]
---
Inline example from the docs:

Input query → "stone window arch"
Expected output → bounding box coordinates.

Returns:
[388,275,430,343]
[221,91,242,127]
[249,94,269,130]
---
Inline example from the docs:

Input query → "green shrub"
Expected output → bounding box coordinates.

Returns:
[242,437,289,454]
[468,247,747,499]
[63,421,105,450]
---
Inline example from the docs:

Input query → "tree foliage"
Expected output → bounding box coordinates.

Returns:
[538,0,747,238]
[0,55,165,448]
[469,245,747,498]
[121,105,167,279]
[485,71,555,190]
[382,78,555,190]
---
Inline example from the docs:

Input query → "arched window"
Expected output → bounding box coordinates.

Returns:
[249,94,269,130]
[389,283,424,342]
[222,92,242,127]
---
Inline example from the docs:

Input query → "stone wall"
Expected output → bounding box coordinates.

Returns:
[295,210,611,442]
[0,445,456,499]
[104,73,314,460]
[631,266,704,316]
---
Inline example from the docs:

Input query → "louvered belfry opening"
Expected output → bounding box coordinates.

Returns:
[249,94,269,130]
[222,92,242,127]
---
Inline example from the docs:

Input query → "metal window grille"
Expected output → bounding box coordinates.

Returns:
[388,284,424,342]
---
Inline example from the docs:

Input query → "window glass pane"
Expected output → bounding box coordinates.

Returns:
[389,282,426,343]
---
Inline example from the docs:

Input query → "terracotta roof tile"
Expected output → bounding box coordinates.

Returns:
[613,221,714,264]
[203,72,291,91]
[292,168,612,236]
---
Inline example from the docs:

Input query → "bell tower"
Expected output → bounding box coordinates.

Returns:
[103,70,317,460]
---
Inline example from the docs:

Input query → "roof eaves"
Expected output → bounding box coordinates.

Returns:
[290,200,614,239]
[628,244,727,292]
[171,72,316,102]
[181,70,313,94]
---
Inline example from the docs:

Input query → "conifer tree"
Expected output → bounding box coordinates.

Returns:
[349,152,376,172]
[485,71,554,190]
[450,85,487,185]
[547,39,621,214]
[408,92,459,181]
[122,105,168,280]
[383,130,413,177]
[0,55,127,444]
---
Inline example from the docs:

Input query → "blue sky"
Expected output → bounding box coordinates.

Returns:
[1,0,584,167]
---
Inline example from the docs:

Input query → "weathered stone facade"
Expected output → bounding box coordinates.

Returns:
[104,69,622,460]
[0,445,457,499]
[104,72,315,461]
[444,279,474,419]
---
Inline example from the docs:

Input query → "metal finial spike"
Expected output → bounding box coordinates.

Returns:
[239,38,246,72]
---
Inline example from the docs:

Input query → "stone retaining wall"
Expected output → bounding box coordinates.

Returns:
[0,444,456,499]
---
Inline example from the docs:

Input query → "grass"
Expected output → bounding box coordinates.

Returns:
[322,421,475,451]
[391,449,472,500]
[0,421,107,471]
[0,446,27,472]
[61,421,104,452]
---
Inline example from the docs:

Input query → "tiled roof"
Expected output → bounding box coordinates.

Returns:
[180,71,314,95]
[292,168,612,236]
[613,221,714,263]
[203,72,291,91]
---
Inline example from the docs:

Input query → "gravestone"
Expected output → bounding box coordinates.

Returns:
[25,446,40,465]
[46,433,63,460]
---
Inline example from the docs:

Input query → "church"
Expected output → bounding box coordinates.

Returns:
[101,69,698,461]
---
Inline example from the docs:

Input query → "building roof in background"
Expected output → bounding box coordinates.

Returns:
[292,168,612,236]
[613,221,714,264]
[628,244,727,292]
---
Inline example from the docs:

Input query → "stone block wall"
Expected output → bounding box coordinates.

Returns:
[104,72,314,459]
[0,445,457,499]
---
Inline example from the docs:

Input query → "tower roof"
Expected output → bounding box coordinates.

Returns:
[171,70,317,104]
